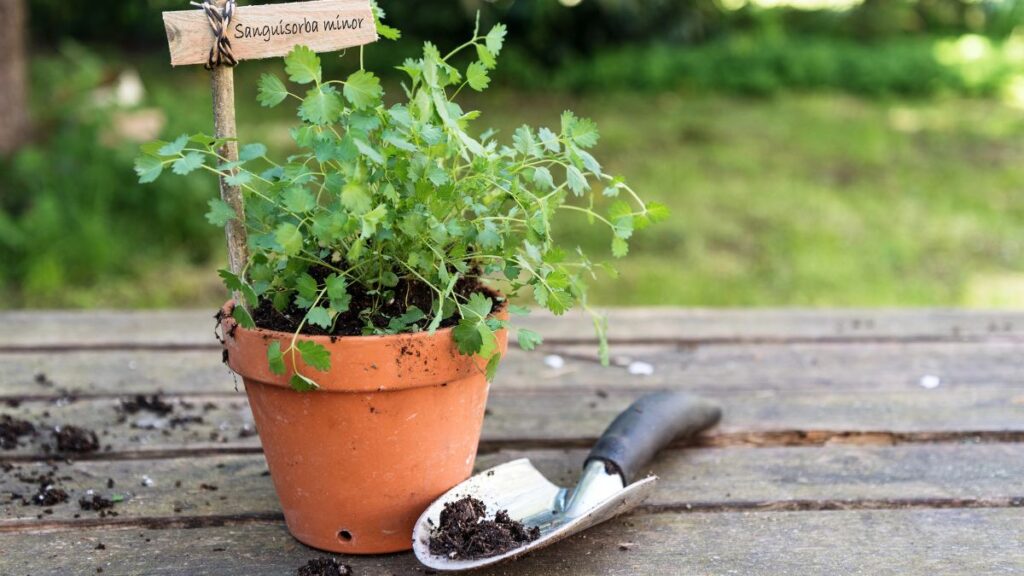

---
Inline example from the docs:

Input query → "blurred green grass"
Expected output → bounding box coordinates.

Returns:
[8,52,1024,308]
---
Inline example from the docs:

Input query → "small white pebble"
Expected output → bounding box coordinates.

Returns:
[627,361,655,376]
[543,354,565,369]
[140,475,154,487]
[919,375,941,389]
[127,360,138,371]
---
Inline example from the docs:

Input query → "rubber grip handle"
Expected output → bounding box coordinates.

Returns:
[586,391,721,484]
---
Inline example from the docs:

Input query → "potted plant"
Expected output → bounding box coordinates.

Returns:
[136,14,666,554]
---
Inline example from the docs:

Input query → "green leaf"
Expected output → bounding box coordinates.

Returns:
[485,354,501,381]
[300,85,343,125]
[466,61,490,91]
[296,340,331,371]
[274,222,303,256]
[517,329,543,351]
[225,171,252,187]
[325,274,351,313]
[453,318,483,355]
[647,201,671,223]
[532,166,554,190]
[570,115,600,148]
[290,373,320,392]
[218,269,258,305]
[508,304,530,316]
[257,73,289,107]
[476,44,496,69]
[294,272,318,307]
[158,134,189,156]
[612,236,629,258]
[285,45,321,84]
[477,322,499,359]
[283,187,316,213]
[267,341,286,375]
[205,198,237,227]
[231,305,255,329]
[465,291,493,320]
[353,138,384,165]
[172,152,204,175]
[376,21,401,41]
[341,182,371,213]
[239,143,267,161]
[565,165,588,196]
[538,127,560,153]
[134,155,164,183]
[486,23,507,56]
[343,70,383,109]
[307,306,333,329]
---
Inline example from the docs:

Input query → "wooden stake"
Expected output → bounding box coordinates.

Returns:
[210,60,249,288]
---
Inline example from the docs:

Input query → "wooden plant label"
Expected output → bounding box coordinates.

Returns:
[163,0,378,66]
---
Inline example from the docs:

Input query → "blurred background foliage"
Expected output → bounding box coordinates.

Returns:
[2,0,1024,308]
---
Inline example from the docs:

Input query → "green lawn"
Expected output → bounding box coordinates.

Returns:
[105,63,1024,308]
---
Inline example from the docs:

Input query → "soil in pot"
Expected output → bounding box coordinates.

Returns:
[427,496,540,560]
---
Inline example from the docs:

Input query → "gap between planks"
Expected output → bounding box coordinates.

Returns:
[3,497,1023,535]
[3,429,1024,463]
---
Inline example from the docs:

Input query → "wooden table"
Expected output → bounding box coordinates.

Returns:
[1,309,1023,575]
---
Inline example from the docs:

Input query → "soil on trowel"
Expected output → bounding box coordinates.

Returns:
[428,496,540,560]
[295,557,352,576]
[55,425,100,453]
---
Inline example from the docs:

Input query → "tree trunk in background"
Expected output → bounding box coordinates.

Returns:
[0,0,29,155]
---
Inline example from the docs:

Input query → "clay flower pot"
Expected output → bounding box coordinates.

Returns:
[219,301,508,554]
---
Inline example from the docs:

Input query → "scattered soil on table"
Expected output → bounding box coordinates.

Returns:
[428,496,540,560]
[79,494,117,516]
[55,425,100,453]
[0,414,36,449]
[250,270,497,337]
[295,557,352,576]
[16,471,69,506]
[119,394,174,416]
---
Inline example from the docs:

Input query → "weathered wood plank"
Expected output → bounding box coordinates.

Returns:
[3,309,1022,348]
[1,383,1022,458]
[3,444,1023,527]
[2,340,1022,397]
[2,507,1022,575]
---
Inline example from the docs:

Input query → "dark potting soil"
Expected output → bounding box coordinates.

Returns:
[0,414,35,450]
[79,494,116,513]
[249,270,498,337]
[55,425,100,453]
[295,557,352,576]
[428,496,540,560]
[119,394,174,416]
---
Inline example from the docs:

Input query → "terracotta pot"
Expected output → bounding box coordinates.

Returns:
[220,301,508,554]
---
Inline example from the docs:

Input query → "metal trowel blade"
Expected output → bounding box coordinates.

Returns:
[412,458,656,572]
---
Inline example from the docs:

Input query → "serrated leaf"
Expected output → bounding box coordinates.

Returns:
[172,152,204,175]
[218,269,258,306]
[307,306,333,329]
[274,222,303,256]
[232,305,255,329]
[465,291,493,320]
[466,61,490,91]
[283,187,316,213]
[158,134,189,156]
[533,166,554,190]
[612,236,629,258]
[476,44,496,69]
[513,125,539,157]
[485,353,501,381]
[285,45,321,84]
[647,201,671,223]
[341,182,371,214]
[565,165,588,196]
[538,127,560,153]
[517,329,543,351]
[290,373,320,392]
[477,322,498,359]
[453,318,483,355]
[508,304,530,316]
[267,341,286,375]
[377,21,401,40]
[296,340,331,371]
[353,138,384,165]
[571,117,600,148]
[295,272,318,304]
[257,73,289,107]
[325,273,351,313]
[205,198,237,227]
[486,23,507,56]
[239,143,267,161]
[343,70,382,109]
[225,171,252,187]
[300,85,343,125]
[134,155,164,183]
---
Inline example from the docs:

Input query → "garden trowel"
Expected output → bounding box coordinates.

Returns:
[412,391,722,571]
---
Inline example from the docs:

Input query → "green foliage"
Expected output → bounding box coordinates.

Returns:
[137,18,660,388]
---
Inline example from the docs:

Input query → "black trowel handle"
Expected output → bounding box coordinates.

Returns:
[586,391,721,484]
